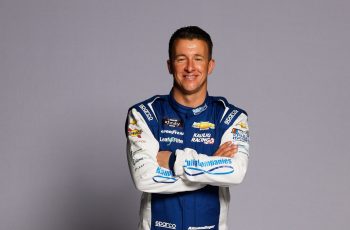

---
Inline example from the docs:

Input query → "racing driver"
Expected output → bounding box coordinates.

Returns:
[126,26,250,230]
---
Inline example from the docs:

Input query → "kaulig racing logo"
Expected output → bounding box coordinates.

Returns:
[155,221,176,229]
[191,133,214,144]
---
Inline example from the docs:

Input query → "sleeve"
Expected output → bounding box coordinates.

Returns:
[172,113,250,186]
[126,108,205,194]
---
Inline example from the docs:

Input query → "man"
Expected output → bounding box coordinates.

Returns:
[126,26,249,230]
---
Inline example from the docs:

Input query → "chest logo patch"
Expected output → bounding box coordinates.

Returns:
[192,121,215,130]
[191,133,215,144]
[162,118,183,128]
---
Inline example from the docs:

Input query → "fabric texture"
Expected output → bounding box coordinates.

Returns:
[126,93,249,230]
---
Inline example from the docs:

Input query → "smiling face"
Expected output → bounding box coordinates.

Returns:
[168,39,215,97]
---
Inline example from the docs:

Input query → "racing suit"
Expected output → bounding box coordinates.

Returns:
[126,92,249,230]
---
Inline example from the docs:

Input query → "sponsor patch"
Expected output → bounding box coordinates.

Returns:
[161,129,184,135]
[134,164,145,171]
[131,157,144,166]
[159,137,183,146]
[191,133,215,144]
[129,119,137,125]
[162,118,183,128]
[184,159,234,176]
[153,166,177,183]
[155,220,176,229]
[139,104,154,121]
[185,159,232,167]
[192,103,208,115]
[237,121,248,129]
[224,110,238,125]
[192,121,215,130]
[128,128,142,138]
[133,139,146,143]
[188,225,215,230]
[231,128,249,143]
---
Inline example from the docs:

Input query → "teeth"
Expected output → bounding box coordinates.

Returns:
[185,75,195,80]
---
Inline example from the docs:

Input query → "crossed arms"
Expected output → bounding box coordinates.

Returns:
[126,108,249,194]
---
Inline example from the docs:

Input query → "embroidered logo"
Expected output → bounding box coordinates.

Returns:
[192,122,215,130]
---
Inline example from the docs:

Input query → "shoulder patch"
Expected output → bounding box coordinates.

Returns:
[211,96,247,127]
[138,103,155,121]
[128,95,166,137]
[130,95,166,121]
[223,109,240,125]
[221,108,243,127]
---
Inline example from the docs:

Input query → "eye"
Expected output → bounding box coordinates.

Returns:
[175,57,186,63]
[194,56,204,61]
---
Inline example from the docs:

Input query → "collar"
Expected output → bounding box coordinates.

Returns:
[168,90,210,116]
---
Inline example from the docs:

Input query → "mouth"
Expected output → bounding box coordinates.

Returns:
[184,75,196,80]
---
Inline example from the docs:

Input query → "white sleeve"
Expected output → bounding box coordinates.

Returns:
[173,113,249,186]
[126,108,205,194]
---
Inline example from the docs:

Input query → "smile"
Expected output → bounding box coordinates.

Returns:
[184,75,196,80]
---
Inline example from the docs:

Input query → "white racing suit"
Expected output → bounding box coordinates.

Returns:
[126,93,249,230]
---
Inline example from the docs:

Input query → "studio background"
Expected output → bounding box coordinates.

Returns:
[1,0,349,229]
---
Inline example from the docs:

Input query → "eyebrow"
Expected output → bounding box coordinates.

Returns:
[174,54,205,58]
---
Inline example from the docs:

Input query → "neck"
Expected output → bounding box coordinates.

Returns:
[172,88,207,108]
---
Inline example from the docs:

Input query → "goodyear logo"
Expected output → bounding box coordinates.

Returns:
[192,122,215,130]
[128,128,142,138]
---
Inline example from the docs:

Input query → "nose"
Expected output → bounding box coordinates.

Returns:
[185,59,194,72]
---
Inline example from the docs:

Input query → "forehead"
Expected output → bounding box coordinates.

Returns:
[172,39,209,55]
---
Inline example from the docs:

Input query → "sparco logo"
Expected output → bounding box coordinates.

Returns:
[224,110,238,125]
[139,104,153,121]
[155,221,176,229]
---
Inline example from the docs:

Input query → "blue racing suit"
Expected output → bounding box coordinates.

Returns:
[126,92,249,230]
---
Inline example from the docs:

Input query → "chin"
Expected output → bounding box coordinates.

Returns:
[181,87,202,95]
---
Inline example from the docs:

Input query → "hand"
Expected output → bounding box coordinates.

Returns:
[156,151,172,169]
[213,141,238,158]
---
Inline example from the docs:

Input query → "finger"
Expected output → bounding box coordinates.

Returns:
[217,144,238,157]
[222,143,237,152]
[214,142,238,156]
[213,142,230,156]
[219,141,234,151]
[221,149,236,157]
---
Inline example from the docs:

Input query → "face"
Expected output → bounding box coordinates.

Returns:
[168,39,215,96]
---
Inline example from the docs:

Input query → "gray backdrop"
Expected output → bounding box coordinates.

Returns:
[1,0,349,230]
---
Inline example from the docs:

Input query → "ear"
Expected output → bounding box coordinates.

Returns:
[208,59,215,75]
[167,60,173,74]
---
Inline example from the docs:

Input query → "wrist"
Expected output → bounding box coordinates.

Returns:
[168,152,176,174]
